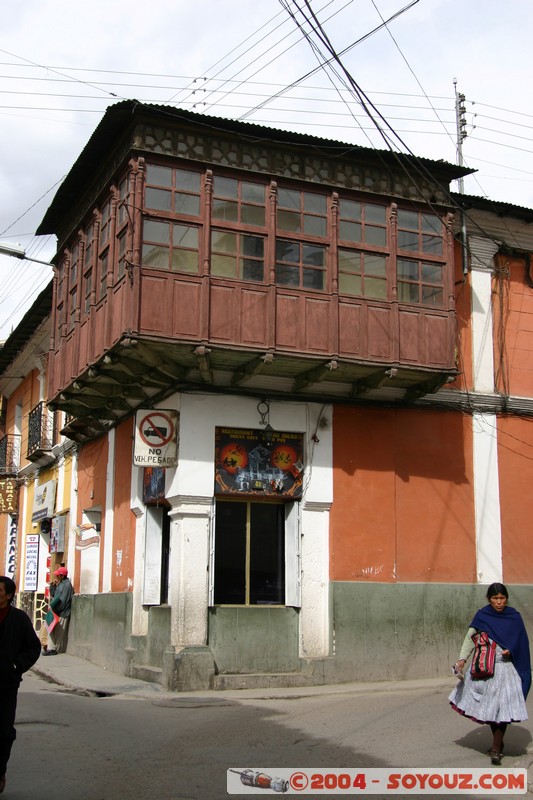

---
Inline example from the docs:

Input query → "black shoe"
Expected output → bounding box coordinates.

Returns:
[490,751,501,766]
[0,773,6,794]
[41,650,58,656]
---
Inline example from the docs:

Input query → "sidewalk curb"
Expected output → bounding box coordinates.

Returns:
[31,656,454,701]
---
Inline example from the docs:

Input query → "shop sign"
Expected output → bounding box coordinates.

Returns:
[24,534,40,591]
[32,479,57,521]
[0,478,18,514]
[5,517,17,579]
[133,409,179,467]
[215,427,304,498]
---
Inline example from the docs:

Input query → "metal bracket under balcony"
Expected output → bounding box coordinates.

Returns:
[0,433,21,476]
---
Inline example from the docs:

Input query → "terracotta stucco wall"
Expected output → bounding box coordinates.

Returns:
[111,418,135,591]
[76,436,108,589]
[493,255,533,398]
[498,414,533,583]
[331,406,476,583]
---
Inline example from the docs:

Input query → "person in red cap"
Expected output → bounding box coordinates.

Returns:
[42,566,73,655]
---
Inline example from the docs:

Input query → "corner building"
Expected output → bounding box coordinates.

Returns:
[3,100,531,690]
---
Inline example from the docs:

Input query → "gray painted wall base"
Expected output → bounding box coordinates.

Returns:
[67,583,533,692]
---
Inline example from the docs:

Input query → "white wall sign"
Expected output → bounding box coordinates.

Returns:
[32,479,57,521]
[133,409,179,467]
[24,534,40,591]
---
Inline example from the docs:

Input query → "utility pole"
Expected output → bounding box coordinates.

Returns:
[454,79,469,273]
[454,79,468,193]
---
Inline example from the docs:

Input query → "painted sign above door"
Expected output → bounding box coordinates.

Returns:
[215,427,304,498]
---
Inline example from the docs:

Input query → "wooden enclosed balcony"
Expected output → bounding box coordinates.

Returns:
[50,266,457,441]
[37,106,466,441]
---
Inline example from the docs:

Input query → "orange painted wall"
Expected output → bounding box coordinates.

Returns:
[498,414,533,583]
[111,418,135,591]
[331,406,476,583]
[493,254,533,398]
[76,437,108,592]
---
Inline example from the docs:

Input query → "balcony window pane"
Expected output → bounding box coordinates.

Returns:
[303,214,326,236]
[242,183,265,203]
[242,260,264,281]
[398,282,419,303]
[340,199,361,220]
[143,244,169,269]
[277,209,300,232]
[213,199,238,221]
[175,168,201,192]
[365,254,387,276]
[338,250,361,273]
[303,268,324,290]
[144,220,170,244]
[303,244,325,267]
[339,220,361,242]
[243,235,264,258]
[364,277,387,299]
[276,264,300,286]
[276,240,299,263]
[146,187,172,211]
[211,253,235,277]
[397,259,419,280]
[241,204,265,226]
[173,224,198,249]
[146,164,172,187]
[421,263,443,283]
[365,204,387,224]
[421,213,441,234]
[215,176,238,198]
[212,230,236,253]
[365,225,387,246]
[398,230,419,250]
[422,234,443,255]
[397,209,418,229]
[278,188,300,210]
[175,193,200,216]
[171,249,198,273]
[339,273,362,295]
[303,192,327,215]
[421,285,444,306]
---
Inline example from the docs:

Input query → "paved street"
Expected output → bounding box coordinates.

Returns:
[4,660,532,800]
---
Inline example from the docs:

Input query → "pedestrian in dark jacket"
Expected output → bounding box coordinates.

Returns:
[0,576,41,794]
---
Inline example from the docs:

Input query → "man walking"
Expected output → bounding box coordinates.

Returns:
[0,575,41,794]
[44,567,73,654]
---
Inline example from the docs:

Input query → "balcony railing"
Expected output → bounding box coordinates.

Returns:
[0,434,21,475]
[27,401,54,460]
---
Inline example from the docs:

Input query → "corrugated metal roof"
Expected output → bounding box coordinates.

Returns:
[37,99,474,235]
[451,192,533,222]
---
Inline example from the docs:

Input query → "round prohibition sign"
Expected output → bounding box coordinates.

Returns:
[139,412,175,447]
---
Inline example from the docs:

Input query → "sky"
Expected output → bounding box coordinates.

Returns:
[1,0,532,340]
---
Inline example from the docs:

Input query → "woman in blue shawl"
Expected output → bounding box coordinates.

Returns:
[449,583,531,766]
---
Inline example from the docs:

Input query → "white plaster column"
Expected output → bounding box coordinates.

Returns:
[167,496,212,648]
[101,428,115,592]
[130,466,148,636]
[300,501,331,658]
[469,236,499,393]
[473,413,503,583]
[66,448,78,578]
[469,236,503,583]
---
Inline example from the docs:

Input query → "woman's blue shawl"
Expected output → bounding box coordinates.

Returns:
[470,604,531,699]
